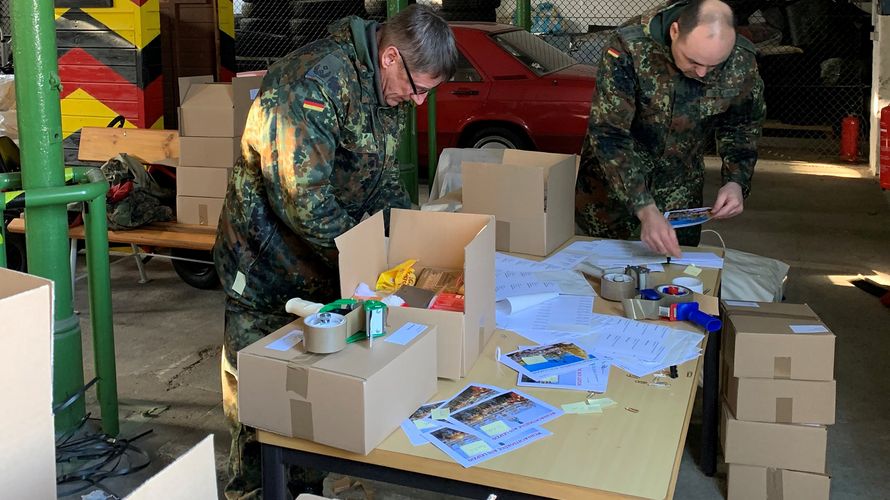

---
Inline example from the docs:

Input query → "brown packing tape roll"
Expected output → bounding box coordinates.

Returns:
[303,313,348,354]
[601,273,637,301]
[654,284,695,305]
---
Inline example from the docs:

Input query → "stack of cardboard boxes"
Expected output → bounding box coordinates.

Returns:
[721,301,836,500]
[176,75,262,226]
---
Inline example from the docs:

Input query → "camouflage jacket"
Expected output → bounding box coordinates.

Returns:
[578,0,765,215]
[214,17,411,312]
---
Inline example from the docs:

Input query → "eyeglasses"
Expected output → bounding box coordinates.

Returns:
[397,50,430,96]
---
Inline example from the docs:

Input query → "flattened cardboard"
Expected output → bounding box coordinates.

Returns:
[238,318,438,454]
[723,350,835,424]
[176,166,232,198]
[722,403,827,474]
[336,209,496,379]
[0,269,55,500]
[177,195,224,226]
[178,75,262,137]
[461,149,575,256]
[722,301,835,381]
[126,435,218,499]
[728,464,830,500]
[179,136,242,168]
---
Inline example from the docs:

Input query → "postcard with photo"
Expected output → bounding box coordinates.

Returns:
[400,400,446,446]
[499,342,597,381]
[516,359,611,393]
[663,207,712,228]
[436,383,506,415]
[447,390,562,441]
[424,424,552,468]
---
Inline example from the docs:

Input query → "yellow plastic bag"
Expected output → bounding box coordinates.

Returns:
[376,259,417,293]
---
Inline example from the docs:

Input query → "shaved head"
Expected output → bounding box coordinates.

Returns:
[669,0,736,78]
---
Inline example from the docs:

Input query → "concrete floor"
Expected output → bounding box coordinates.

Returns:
[62,158,890,499]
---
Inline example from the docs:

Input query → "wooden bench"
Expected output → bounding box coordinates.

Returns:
[6,126,222,287]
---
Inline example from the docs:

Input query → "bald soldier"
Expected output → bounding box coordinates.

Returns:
[576,0,765,257]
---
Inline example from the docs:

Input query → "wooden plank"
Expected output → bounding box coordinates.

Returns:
[5,218,215,251]
[77,127,179,164]
[258,238,724,500]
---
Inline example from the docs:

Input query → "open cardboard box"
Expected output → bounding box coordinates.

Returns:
[0,269,55,499]
[179,136,241,168]
[461,149,576,257]
[178,75,262,137]
[238,318,438,454]
[336,209,496,379]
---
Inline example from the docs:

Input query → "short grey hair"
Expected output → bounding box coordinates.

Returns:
[380,5,458,81]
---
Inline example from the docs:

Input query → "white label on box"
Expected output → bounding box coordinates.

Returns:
[790,324,829,334]
[266,330,303,351]
[384,322,428,345]
[725,300,759,307]
[249,88,260,100]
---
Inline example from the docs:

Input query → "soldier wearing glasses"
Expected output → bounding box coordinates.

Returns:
[213,5,457,498]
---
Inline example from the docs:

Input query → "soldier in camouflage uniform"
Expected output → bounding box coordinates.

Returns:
[213,5,457,498]
[576,0,765,257]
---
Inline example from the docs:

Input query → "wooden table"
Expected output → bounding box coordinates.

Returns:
[258,246,723,499]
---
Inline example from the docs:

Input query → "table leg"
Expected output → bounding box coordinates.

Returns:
[131,243,149,283]
[261,443,289,500]
[700,328,721,476]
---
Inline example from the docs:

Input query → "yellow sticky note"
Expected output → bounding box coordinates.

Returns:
[684,265,702,277]
[480,420,511,436]
[414,419,436,430]
[431,408,450,420]
[460,440,493,457]
[521,355,548,365]
[561,402,589,413]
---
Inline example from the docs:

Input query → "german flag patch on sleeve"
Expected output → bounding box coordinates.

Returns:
[302,99,325,112]
[606,48,621,59]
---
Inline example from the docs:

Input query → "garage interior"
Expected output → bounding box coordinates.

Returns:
[1,0,889,498]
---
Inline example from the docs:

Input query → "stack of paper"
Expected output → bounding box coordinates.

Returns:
[401,384,560,467]
[495,295,596,343]
[495,269,594,301]
[670,252,724,269]
[574,314,705,377]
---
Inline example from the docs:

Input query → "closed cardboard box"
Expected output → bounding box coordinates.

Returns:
[461,149,576,256]
[336,209,496,379]
[180,136,241,168]
[722,403,827,474]
[177,166,232,198]
[0,269,56,499]
[723,351,835,424]
[178,75,262,137]
[177,195,224,227]
[728,464,830,500]
[238,319,438,454]
[722,301,835,381]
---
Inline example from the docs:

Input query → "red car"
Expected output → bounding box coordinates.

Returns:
[417,23,597,164]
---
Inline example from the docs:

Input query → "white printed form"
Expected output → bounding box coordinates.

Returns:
[495,269,594,301]
[497,295,595,338]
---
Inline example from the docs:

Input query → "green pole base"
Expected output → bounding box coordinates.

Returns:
[53,315,86,433]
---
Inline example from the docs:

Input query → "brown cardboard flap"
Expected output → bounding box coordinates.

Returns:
[495,220,510,250]
[766,467,783,500]
[774,356,792,379]
[695,293,720,316]
[462,161,546,216]
[289,399,314,440]
[335,211,387,298]
[178,75,214,105]
[776,397,793,423]
[388,209,490,270]
[543,157,575,248]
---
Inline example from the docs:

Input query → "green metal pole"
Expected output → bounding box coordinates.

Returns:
[11,0,84,432]
[84,197,118,436]
[389,0,419,205]
[427,88,438,193]
[517,0,532,30]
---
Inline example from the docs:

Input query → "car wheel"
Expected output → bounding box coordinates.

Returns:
[171,249,221,290]
[467,126,533,150]
[3,230,26,273]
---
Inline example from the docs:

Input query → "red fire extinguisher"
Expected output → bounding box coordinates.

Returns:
[840,114,860,163]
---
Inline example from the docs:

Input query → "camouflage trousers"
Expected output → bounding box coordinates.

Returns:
[575,156,705,247]
[221,298,325,500]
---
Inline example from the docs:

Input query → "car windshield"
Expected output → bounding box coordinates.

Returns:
[491,29,577,76]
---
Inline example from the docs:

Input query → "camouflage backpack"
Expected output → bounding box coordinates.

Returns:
[99,153,174,230]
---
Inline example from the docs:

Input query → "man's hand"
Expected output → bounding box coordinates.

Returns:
[636,204,682,258]
[711,182,744,219]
